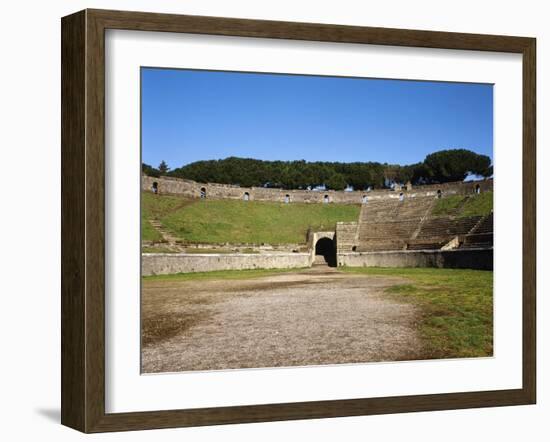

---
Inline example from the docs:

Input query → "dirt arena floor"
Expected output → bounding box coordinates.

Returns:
[141,266,424,373]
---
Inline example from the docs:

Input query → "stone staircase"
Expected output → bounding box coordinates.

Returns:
[458,212,494,249]
[356,197,434,252]
[313,255,329,266]
[353,195,493,253]
[148,219,183,250]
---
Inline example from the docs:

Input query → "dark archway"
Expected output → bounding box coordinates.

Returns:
[315,237,336,267]
[475,184,481,194]
[152,182,158,194]
[200,187,207,199]
[243,192,250,201]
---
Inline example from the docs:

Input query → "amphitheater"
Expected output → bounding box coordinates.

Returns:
[141,175,493,275]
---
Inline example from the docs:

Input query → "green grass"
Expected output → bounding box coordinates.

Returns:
[431,194,465,216]
[340,267,493,359]
[143,267,307,282]
[432,191,493,218]
[144,193,360,244]
[460,192,493,217]
[141,192,197,242]
[142,192,191,219]
[141,221,163,242]
[142,191,492,244]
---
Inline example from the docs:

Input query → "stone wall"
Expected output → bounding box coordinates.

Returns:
[142,252,312,276]
[337,249,493,270]
[335,222,359,253]
[144,248,492,275]
[143,175,493,204]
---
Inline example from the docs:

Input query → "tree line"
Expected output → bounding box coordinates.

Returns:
[142,149,492,190]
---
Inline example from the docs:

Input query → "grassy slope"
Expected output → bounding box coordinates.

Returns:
[142,219,163,242]
[143,192,360,244]
[141,192,190,242]
[460,191,493,217]
[341,267,493,359]
[432,191,493,218]
[142,190,492,244]
[431,194,464,216]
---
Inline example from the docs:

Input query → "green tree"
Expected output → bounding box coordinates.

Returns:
[326,173,347,190]
[165,150,492,188]
[142,163,160,177]
[424,149,492,183]
[158,160,170,175]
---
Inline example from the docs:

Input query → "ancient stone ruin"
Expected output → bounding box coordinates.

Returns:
[142,175,493,275]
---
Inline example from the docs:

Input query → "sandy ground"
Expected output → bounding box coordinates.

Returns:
[141,266,424,373]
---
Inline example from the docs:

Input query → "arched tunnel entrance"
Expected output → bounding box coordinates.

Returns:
[315,237,336,267]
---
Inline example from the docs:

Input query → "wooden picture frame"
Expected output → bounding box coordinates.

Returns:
[61,8,536,433]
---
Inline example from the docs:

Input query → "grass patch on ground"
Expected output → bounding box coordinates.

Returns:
[142,191,191,218]
[146,194,359,244]
[460,192,493,217]
[431,191,493,218]
[340,267,493,359]
[143,267,307,282]
[141,192,196,242]
[141,220,163,242]
[431,194,465,216]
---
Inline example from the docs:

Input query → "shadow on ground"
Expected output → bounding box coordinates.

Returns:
[35,408,60,423]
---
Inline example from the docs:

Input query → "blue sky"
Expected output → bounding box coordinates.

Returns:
[141,68,493,169]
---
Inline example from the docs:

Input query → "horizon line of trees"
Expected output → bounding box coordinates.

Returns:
[142,149,493,190]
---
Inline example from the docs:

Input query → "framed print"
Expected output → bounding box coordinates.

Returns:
[61,9,536,433]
